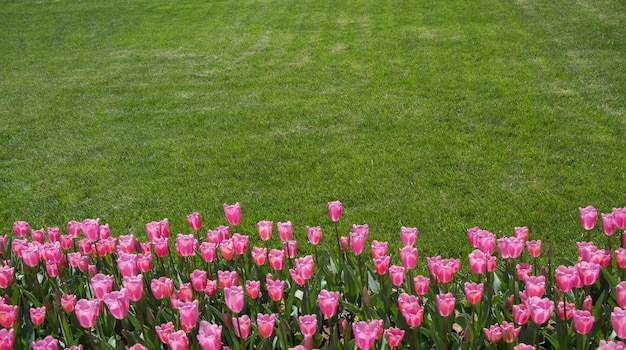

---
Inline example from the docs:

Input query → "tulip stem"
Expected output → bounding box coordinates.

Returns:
[334,222,342,268]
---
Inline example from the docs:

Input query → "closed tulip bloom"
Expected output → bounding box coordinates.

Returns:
[513,304,530,325]
[128,345,146,350]
[60,234,73,250]
[151,277,174,300]
[0,328,13,350]
[350,231,366,256]
[400,226,418,247]
[528,297,554,325]
[340,236,349,251]
[399,246,418,269]
[217,270,239,289]
[232,233,249,255]
[370,240,388,259]
[327,201,343,222]
[307,226,322,245]
[477,230,497,255]
[91,274,114,300]
[516,263,532,281]
[99,224,110,240]
[13,221,29,237]
[498,237,525,259]
[187,212,202,231]
[524,276,546,297]
[104,290,130,320]
[146,221,162,242]
[413,275,430,295]
[385,327,405,347]
[117,253,138,278]
[483,324,502,343]
[31,336,58,350]
[74,299,100,328]
[299,314,318,339]
[220,239,235,261]
[67,220,81,238]
[0,266,13,289]
[257,313,276,338]
[557,301,575,320]
[257,221,273,241]
[179,300,199,333]
[0,303,17,328]
[268,249,285,271]
[30,306,46,326]
[373,255,391,275]
[78,238,94,255]
[501,321,520,343]
[468,249,488,274]
[514,344,536,350]
[190,270,207,291]
[572,310,594,335]
[176,234,197,257]
[576,261,600,286]
[433,258,460,284]
[136,252,152,272]
[398,293,424,327]
[155,322,175,344]
[117,234,136,254]
[514,226,529,243]
[223,203,242,226]
[61,294,77,313]
[389,265,405,287]
[294,256,314,280]
[245,280,261,299]
[167,330,189,350]
[21,243,41,267]
[526,240,542,258]
[47,227,60,242]
[122,275,144,302]
[224,286,244,314]
[232,315,251,338]
[199,242,216,263]
[251,247,267,266]
[616,248,626,269]
[464,282,484,305]
[436,293,456,317]
[285,240,297,258]
[267,279,285,301]
[318,290,340,318]
[618,282,626,308]
[597,340,626,349]
[579,206,598,230]
[159,218,171,238]
[204,280,217,297]
[81,218,100,241]
[603,213,617,236]
[614,207,626,230]
[555,265,579,292]
[197,321,222,350]
[153,237,169,258]
[352,320,378,350]
[277,221,293,242]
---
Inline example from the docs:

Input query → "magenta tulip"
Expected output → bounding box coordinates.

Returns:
[31,336,58,350]
[74,299,100,328]
[167,330,189,350]
[175,234,197,257]
[81,218,100,241]
[117,253,138,278]
[385,327,405,347]
[29,306,46,326]
[400,226,418,247]
[399,246,418,269]
[232,315,251,338]
[67,220,81,238]
[398,293,424,327]
[117,234,136,254]
[576,261,600,286]
[516,263,532,281]
[179,300,199,333]
[200,242,216,263]
[370,240,388,259]
[187,212,202,230]
[153,237,169,258]
[223,202,242,226]
[318,290,340,318]
[90,273,114,300]
[257,221,273,241]
[572,310,594,335]
[464,282,484,305]
[224,286,244,314]
[61,294,77,313]
[122,275,144,302]
[352,320,378,350]
[0,328,13,350]
[190,270,207,291]
[299,314,317,341]
[557,301,575,320]
[307,226,322,245]
[555,265,579,292]
[232,233,249,255]
[468,249,488,274]
[12,221,29,237]
[268,249,285,271]
[618,282,626,308]
[47,227,60,242]
[327,201,343,222]
[389,265,405,287]
[257,313,276,338]
[197,321,222,350]
[103,290,130,320]
[151,276,174,300]
[0,303,17,328]
[204,280,217,297]
[277,221,293,242]
[579,206,597,230]
[436,292,456,317]
[373,255,390,275]
[413,275,430,295]
[603,213,617,236]
[524,275,546,297]
[0,266,13,289]
[21,243,40,267]
[614,207,626,230]
[350,230,366,256]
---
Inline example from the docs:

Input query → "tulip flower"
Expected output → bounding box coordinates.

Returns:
[603,213,617,236]
[60,234,73,250]
[514,226,529,243]
[251,247,267,266]
[245,280,261,299]
[167,330,189,350]
[31,336,58,350]
[576,261,600,286]
[352,320,378,350]
[21,243,41,267]
[373,255,390,275]
[151,277,174,300]
[385,327,405,347]
[371,240,388,259]
[232,315,251,338]
[156,322,176,344]
[497,237,525,259]
[299,314,317,348]
[413,275,430,295]
[516,262,532,281]
[129,345,146,350]
[122,275,144,302]
[267,278,285,301]
[179,300,199,333]
[327,201,342,222]
[398,293,424,327]
[285,240,297,258]
[307,226,322,245]
[572,309,594,335]
[500,321,520,343]
[340,236,349,251]
[277,221,293,242]
[13,221,29,237]
[614,207,626,230]
[90,273,114,300]
[318,290,340,318]
[187,212,202,231]
[61,294,77,313]
[436,292,456,317]
[598,340,626,349]
[399,246,418,269]
[204,280,217,297]
[613,307,626,339]
[579,206,598,230]
[400,226,418,247]
[268,249,285,271]
[389,265,405,287]
[217,270,239,289]
[67,220,81,238]
[555,265,579,292]
[136,252,152,272]
[117,253,138,278]
[197,321,222,350]
[484,324,502,343]
[0,266,13,289]
[232,233,249,255]
[224,286,244,314]
[257,313,276,338]
[29,306,46,326]
[557,301,575,320]
[175,234,197,257]
[514,344,536,350]
[524,275,546,297]
[81,218,100,241]
[190,270,207,292]
[153,237,169,258]
[464,282,484,305]
[0,328,13,350]
[528,296,554,325]
[513,304,530,325]
[74,299,101,328]
[103,290,130,320]
[526,240,542,258]
[257,221,273,241]
[220,239,235,260]
[223,203,242,226]
[47,227,60,242]
[477,230,497,255]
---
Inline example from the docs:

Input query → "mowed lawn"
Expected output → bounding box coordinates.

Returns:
[0,0,624,266]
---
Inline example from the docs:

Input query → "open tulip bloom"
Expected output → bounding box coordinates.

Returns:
[5,203,626,349]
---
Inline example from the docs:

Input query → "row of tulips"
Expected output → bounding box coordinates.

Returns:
[2,203,626,349]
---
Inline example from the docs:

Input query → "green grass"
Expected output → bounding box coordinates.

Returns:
[0,0,624,265]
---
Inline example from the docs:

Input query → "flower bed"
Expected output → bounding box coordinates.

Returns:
[2,202,626,349]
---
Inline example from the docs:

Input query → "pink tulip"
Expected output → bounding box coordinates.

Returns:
[167,330,189,350]
[497,237,524,259]
[385,327,405,347]
[153,237,169,258]
[373,255,390,275]
[576,261,600,286]
[117,253,138,278]
[370,240,388,259]
[400,226,418,247]
[223,203,242,226]
[179,300,199,333]
[483,325,502,343]
[47,227,60,242]
[251,247,267,266]
[299,314,318,342]
[232,315,251,338]
[477,230,497,255]
[318,290,340,318]
[277,221,293,242]
[603,213,617,236]
[0,303,17,329]
[220,239,235,261]
[190,270,207,291]
[204,280,217,297]
[224,286,244,314]
[514,226,529,243]
[31,336,58,350]
[257,221,273,241]
[516,263,532,281]
[267,278,285,301]
[13,221,29,237]
[327,201,343,222]
[430,257,460,284]
[352,320,378,350]
[122,275,144,302]
[74,299,101,328]
[464,282,483,305]
[557,301,575,320]
[129,345,146,350]
[398,293,424,327]
[528,296,554,325]
[103,290,130,320]
[197,243,215,263]
[513,304,530,325]
[617,248,626,268]
[136,252,151,272]
[340,236,349,251]
[0,266,13,289]
[99,224,110,240]
[175,234,197,257]
[436,293,456,317]
[60,234,73,250]
[0,328,13,350]
[117,234,135,254]
[399,246,418,269]
[67,220,81,238]
[197,321,222,350]
[579,206,598,230]
[500,321,520,343]
[187,212,202,230]
[156,322,175,344]
[526,240,542,258]
[21,243,41,267]
[146,221,162,242]
[217,270,239,289]
[30,306,46,326]
[389,265,405,287]
[257,313,276,338]
[285,240,298,258]
[350,230,366,256]
[151,277,174,300]
[245,280,260,299]
[468,249,488,274]
[617,282,626,309]
[61,294,77,313]
[232,233,249,255]
[307,226,322,245]
[514,344,536,350]
[524,275,546,297]
[268,249,285,271]
[598,340,626,350]
[572,309,594,335]
[555,265,579,292]
[614,208,626,230]
[294,256,314,280]
[81,218,100,241]
[90,273,114,300]
[413,275,430,295]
